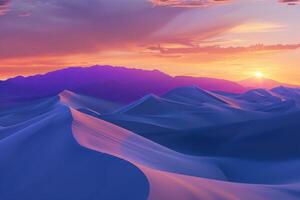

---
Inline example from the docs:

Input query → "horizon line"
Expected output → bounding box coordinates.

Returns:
[1,65,299,87]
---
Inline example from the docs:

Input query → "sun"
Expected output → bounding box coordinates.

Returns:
[254,71,264,78]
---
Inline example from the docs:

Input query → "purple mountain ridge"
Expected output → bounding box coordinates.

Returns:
[0,65,247,104]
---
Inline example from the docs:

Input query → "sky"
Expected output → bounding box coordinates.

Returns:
[0,0,300,84]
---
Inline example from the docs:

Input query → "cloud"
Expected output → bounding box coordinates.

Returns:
[0,0,10,15]
[0,0,242,60]
[0,0,182,59]
[148,43,300,55]
[0,0,299,63]
[150,0,300,7]
[229,22,286,33]
[278,0,300,5]
[150,0,231,7]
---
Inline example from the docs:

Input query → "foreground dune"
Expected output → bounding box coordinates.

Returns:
[1,87,300,199]
[71,109,300,200]
[0,101,148,200]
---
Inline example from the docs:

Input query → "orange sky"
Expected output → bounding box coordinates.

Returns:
[0,0,300,84]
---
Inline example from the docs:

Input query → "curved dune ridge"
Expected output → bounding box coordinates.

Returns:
[1,86,300,199]
[59,90,122,115]
[100,86,300,136]
[70,109,300,200]
[0,97,148,200]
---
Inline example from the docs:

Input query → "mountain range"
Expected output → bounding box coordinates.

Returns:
[0,65,246,104]
[1,66,298,106]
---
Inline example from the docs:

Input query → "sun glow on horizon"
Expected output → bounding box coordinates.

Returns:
[254,71,264,79]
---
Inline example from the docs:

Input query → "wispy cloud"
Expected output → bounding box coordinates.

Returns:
[278,0,300,5]
[148,43,300,55]
[0,0,10,15]
[0,0,181,59]
[150,0,231,7]
[229,22,286,33]
[150,0,300,7]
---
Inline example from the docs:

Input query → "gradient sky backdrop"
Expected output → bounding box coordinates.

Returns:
[0,0,300,83]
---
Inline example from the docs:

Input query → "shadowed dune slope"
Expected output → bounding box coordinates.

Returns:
[0,100,148,200]
[1,87,300,200]
[71,109,300,200]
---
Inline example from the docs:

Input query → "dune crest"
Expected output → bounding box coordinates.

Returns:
[70,108,300,200]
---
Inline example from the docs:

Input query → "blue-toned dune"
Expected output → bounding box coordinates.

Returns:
[1,85,300,200]
[0,97,148,200]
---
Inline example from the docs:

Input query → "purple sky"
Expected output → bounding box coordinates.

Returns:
[0,0,299,83]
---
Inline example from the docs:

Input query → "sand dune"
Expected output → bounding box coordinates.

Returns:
[102,86,297,133]
[59,90,122,115]
[0,97,148,200]
[71,109,300,200]
[1,87,300,199]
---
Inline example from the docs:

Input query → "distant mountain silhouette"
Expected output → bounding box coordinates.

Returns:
[0,65,246,103]
[239,77,298,89]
